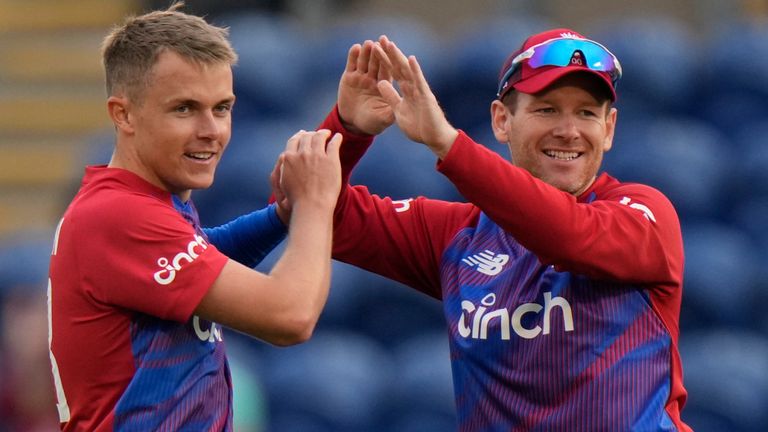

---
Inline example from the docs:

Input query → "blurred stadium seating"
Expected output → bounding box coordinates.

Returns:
[3,2,768,431]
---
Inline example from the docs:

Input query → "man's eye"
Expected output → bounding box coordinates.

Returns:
[176,105,190,113]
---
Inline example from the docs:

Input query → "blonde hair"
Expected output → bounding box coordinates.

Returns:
[101,1,237,101]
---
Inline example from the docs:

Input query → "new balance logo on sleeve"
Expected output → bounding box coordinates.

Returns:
[462,250,510,276]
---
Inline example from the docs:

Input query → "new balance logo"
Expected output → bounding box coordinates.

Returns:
[462,250,509,276]
[560,32,582,39]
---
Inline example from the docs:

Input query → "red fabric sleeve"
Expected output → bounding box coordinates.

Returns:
[332,188,477,299]
[318,106,478,298]
[318,105,376,186]
[437,131,683,288]
[75,194,228,322]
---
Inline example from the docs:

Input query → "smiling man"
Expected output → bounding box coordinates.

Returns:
[301,29,692,431]
[47,3,342,431]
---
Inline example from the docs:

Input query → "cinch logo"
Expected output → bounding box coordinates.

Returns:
[193,316,223,343]
[619,196,656,222]
[392,198,414,213]
[462,250,509,276]
[458,292,574,340]
[153,234,209,285]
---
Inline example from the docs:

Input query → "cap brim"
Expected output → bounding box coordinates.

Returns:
[513,66,616,101]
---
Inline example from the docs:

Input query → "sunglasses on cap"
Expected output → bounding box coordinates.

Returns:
[496,37,623,98]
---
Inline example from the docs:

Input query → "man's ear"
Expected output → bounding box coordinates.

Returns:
[602,106,617,152]
[107,95,134,135]
[490,100,511,143]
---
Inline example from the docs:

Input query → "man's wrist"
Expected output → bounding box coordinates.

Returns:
[335,104,378,138]
[338,112,366,135]
[274,203,290,226]
[429,127,459,160]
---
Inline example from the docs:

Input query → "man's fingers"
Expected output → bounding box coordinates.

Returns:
[288,129,336,156]
[271,157,286,196]
[356,40,374,74]
[368,43,381,80]
[372,43,393,82]
[285,130,306,152]
[270,156,281,183]
[276,153,286,187]
[408,55,432,95]
[377,80,402,108]
[378,34,392,52]
[380,37,411,81]
[345,44,361,72]
[325,132,343,158]
[309,129,333,152]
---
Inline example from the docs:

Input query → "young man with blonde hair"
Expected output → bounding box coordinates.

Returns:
[47,3,341,430]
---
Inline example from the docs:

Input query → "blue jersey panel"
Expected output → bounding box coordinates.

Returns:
[114,315,232,431]
[441,213,675,431]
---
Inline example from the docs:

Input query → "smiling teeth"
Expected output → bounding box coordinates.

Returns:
[545,150,579,161]
[187,152,213,160]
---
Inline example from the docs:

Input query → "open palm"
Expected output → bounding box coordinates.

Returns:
[375,35,458,158]
[337,40,394,136]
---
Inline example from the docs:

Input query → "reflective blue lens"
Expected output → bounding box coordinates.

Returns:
[497,37,622,98]
[527,39,621,76]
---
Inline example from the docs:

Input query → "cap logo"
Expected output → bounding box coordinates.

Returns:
[569,50,584,66]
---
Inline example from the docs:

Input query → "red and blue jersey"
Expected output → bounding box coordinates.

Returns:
[321,107,691,431]
[48,166,233,431]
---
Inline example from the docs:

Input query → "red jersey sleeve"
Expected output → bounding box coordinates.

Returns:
[318,106,478,298]
[332,187,477,299]
[318,105,376,186]
[437,131,683,288]
[71,193,228,322]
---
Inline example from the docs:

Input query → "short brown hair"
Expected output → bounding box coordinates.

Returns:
[101,1,237,101]
[501,71,614,114]
[501,90,519,112]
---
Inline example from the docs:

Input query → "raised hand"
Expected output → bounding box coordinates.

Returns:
[375,35,458,159]
[277,129,342,217]
[337,39,395,136]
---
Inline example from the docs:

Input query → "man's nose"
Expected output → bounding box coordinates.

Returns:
[551,115,580,141]
[197,111,222,140]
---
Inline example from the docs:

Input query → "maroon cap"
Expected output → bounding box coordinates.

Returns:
[497,28,617,101]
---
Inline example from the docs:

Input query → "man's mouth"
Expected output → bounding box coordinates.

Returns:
[185,152,215,161]
[544,150,581,161]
